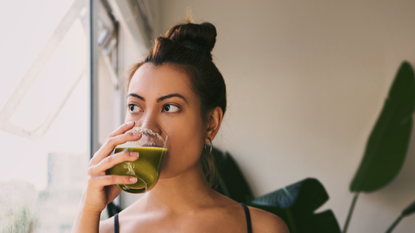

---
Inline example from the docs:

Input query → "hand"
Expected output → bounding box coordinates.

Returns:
[81,121,141,213]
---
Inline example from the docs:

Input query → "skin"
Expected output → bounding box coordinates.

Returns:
[72,63,289,233]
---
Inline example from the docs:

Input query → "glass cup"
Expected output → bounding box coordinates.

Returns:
[107,122,168,193]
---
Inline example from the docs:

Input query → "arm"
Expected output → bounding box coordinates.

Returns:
[71,202,101,232]
[71,122,141,233]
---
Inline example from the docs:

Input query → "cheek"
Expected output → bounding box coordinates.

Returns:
[160,116,206,177]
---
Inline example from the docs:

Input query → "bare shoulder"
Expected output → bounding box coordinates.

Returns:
[248,206,290,233]
[99,217,114,233]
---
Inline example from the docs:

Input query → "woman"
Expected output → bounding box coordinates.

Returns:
[72,20,289,233]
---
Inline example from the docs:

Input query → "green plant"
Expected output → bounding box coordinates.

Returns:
[250,178,341,233]
[386,200,415,233]
[212,148,341,233]
[212,148,253,203]
[2,205,37,233]
[212,61,415,233]
[344,61,415,232]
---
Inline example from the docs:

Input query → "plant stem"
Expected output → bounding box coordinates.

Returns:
[385,215,403,233]
[343,192,359,233]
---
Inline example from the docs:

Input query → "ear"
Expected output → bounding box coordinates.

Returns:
[206,106,223,142]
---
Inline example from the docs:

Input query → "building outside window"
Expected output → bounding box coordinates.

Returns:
[0,0,90,232]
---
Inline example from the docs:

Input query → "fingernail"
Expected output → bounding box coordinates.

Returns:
[130,177,137,182]
[126,121,134,126]
[130,152,139,157]
[133,132,140,136]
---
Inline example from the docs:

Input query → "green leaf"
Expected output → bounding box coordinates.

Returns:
[402,199,415,216]
[213,149,340,233]
[350,61,415,192]
[385,199,415,233]
[250,178,341,233]
[212,147,254,203]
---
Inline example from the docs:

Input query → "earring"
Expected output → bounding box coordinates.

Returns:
[207,137,213,154]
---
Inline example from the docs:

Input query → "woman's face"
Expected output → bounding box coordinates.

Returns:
[125,63,207,178]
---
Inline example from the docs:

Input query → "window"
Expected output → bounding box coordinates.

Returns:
[0,0,90,231]
[0,0,154,230]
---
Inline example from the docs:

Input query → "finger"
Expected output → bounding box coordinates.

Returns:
[91,150,139,174]
[89,121,135,164]
[89,174,138,188]
[106,186,122,204]
[91,132,142,164]
[109,121,135,138]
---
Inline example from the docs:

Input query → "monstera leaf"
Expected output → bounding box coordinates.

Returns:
[212,147,254,203]
[350,62,415,192]
[212,148,340,233]
[249,178,341,233]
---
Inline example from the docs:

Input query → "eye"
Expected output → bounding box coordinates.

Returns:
[162,104,180,113]
[128,104,142,113]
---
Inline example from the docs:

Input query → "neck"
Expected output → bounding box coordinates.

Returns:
[141,162,216,212]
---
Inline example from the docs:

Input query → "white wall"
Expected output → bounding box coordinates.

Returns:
[154,0,415,232]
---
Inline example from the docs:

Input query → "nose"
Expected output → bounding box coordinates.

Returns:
[134,107,165,136]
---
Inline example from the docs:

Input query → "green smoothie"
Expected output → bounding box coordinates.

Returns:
[108,147,167,193]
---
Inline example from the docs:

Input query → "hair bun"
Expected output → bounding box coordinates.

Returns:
[165,22,217,55]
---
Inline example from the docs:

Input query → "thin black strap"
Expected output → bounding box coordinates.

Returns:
[240,203,252,233]
[114,213,119,233]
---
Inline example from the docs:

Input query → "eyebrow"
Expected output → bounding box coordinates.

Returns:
[157,93,188,104]
[128,93,145,101]
[128,93,188,104]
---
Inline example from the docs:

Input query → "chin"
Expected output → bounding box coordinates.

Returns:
[158,159,201,180]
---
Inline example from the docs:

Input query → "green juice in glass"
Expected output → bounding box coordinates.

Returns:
[108,146,167,193]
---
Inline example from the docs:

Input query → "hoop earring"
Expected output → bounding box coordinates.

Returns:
[206,137,213,154]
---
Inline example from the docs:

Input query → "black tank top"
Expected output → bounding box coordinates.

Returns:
[114,203,252,233]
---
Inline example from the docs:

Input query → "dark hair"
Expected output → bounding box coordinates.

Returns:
[126,21,227,186]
